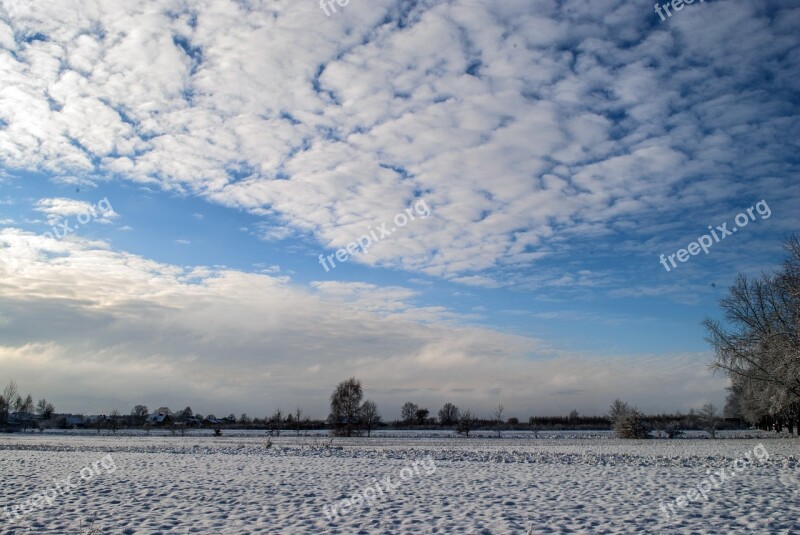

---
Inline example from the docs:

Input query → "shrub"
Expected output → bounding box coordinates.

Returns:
[608,399,650,439]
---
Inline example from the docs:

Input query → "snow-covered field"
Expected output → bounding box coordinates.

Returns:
[1,431,798,534]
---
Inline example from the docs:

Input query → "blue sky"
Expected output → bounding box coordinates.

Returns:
[0,0,798,419]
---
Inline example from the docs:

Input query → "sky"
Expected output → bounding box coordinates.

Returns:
[0,0,798,420]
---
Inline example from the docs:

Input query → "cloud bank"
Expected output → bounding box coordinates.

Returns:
[0,229,725,416]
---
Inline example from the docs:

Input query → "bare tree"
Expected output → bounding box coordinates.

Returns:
[456,409,475,437]
[401,402,418,425]
[698,403,719,439]
[608,399,629,423]
[109,409,120,434]
[456,409,476,437]
[36,398,55,420]
[17,394,33,431]
[2,381,18,424]
[36,398,47,419]
[438,402,460,426]
[329,377,363,437]
[12,395,21,412]
[269,409,283,436]
[493,403,505,438]
[528,416,540,438]
[360,400,381,437]
[704,236,800,434]
[293,407,304,436]
[20,394,33,413]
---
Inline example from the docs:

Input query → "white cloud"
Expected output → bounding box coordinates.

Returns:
[0,228,726,416]
[34,197,119,225]
[253,222,295,242]
[255,264,280,274]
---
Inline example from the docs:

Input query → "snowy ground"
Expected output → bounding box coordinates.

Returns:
[1,431,798,534]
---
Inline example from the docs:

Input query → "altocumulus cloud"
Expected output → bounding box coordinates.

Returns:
[0,229,726,416]
[0,0,796,288]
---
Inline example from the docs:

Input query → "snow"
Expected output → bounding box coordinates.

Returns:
[0,431,797,533]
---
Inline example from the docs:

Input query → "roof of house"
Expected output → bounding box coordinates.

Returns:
[147,413,172,423]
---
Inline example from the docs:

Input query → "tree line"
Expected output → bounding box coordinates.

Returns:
[2,376,729,436]
[0,375,754,437]
[0,380,54,431]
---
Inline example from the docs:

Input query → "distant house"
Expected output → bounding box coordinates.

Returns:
[202,417,222,427]
[147,413,173,426]
[185,417,202,427]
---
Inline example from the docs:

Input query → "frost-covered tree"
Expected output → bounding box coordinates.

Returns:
[698,403,719,439]
[608,399,649,439]
[704,236,800,434]
[608,399,629,424]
